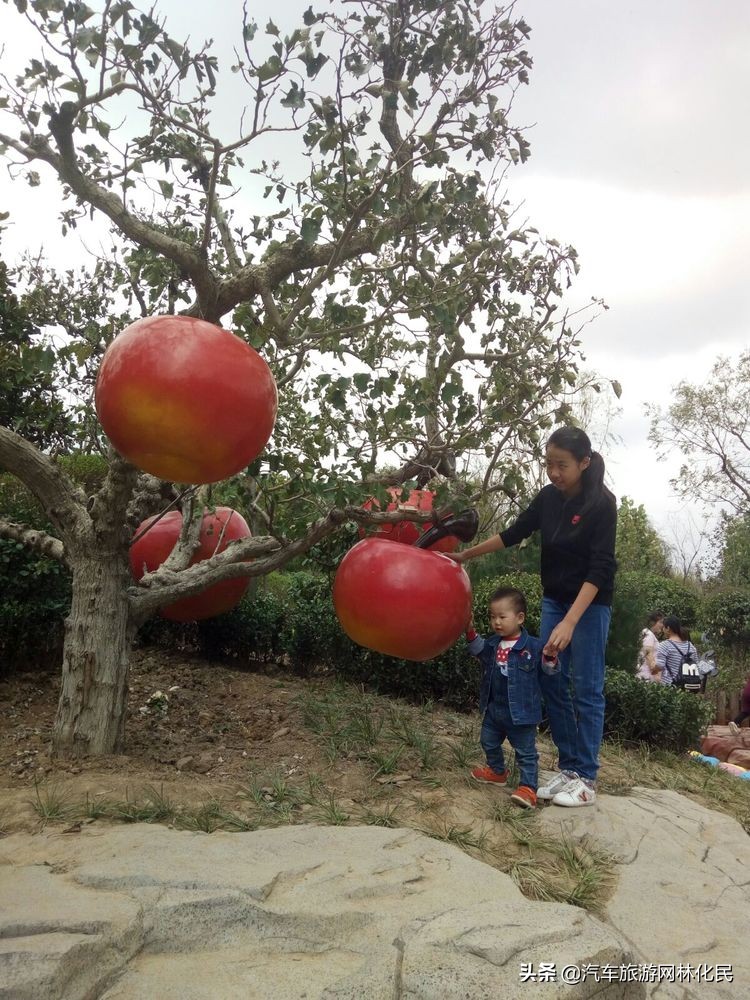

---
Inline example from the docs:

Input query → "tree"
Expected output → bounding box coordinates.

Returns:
[714,512,750,588]
[615,496,670,576]
[648,349,750,514]
[0,243,73,449]
[0,0,591,756]
[666,508,711,584]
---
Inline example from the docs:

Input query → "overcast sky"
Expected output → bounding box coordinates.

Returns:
[2,0,748,558]
[509,0,750,557]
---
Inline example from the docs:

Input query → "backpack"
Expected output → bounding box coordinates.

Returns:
[669,641,702,693]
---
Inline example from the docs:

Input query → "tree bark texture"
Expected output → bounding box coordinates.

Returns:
[53,554,136,757]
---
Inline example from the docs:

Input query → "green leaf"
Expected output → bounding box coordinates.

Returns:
[265,19,280,36]
[352,372,370,392]
[73,3,96,23]
[300,216,321,245]
[280,82,305,110]
[301,49,327,78]
[303,6,317,26]
[158,179,174,198]
[257,55,283,82]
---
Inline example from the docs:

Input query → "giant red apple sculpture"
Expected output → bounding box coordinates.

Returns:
[360,488,459,552]
[332,537,472,661]
[130,506,251,621]
[96,315,278,483]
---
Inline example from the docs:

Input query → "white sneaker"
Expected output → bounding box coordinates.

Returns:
[537,770,577,801]
[552,777,597,807]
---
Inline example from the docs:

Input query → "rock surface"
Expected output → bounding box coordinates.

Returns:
[1,787,747,1000]
[540,786,748,1000]
[1,824,639,1000]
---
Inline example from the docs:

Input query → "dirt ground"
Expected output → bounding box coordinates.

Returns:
[1,648,393,824]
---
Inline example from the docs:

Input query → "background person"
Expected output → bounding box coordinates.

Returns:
[656,616,698,686]
[636,611,665,682]
[449,426,617,808]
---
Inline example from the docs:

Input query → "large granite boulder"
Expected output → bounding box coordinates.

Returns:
[1,824,640,1000]
[540,786,748,1000]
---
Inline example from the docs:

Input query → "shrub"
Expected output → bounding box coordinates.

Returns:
[700,588,750,646]
[0,539,70,673]
[696,587,750,696]
[471,572,542,636]
[603,670,714,750]
[195,590,287,662]
[0,456,106,674]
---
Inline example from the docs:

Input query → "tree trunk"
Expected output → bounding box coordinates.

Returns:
[53,555,136,757]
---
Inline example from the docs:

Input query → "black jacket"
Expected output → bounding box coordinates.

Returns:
[500,484,617,606]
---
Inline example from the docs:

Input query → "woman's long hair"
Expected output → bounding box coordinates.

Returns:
[548,426,615,514]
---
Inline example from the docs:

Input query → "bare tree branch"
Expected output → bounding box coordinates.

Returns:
[0,520,66,563]
[0,425,89,544]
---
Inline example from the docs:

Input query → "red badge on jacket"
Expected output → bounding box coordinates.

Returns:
[571,514,581,525]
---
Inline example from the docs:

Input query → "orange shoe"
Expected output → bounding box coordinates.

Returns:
[471,765,508,785]
[510,786,537,809]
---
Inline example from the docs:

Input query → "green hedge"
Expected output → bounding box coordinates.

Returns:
[603,670,714,750]
[0,456,107,673]
[696,587,750,695]
[0,539,70,673]
[700,588,750,645]
[1,472,66,673]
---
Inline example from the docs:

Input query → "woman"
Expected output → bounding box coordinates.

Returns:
[450,426,616,808]
[636,611,665,682]
[656,616,698,686]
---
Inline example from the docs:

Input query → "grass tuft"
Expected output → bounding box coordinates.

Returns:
[509,834,617,913]
[29,781,75,827]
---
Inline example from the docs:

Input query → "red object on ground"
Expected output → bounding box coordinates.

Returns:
[700,725,750,762]
[129,506,251,621]
[360,488,459,552]
[332,537,472,661]
[95,315,278,483]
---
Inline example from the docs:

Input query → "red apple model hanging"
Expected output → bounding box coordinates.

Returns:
[130,506,251,621]
[95,315,278,484]
[332,537,472,661]
[360,488,460,552]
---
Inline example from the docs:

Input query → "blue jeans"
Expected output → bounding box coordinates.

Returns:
[481,674,539,790]
[539,597,611,782]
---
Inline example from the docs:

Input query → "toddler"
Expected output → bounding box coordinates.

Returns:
[465,587,557,809]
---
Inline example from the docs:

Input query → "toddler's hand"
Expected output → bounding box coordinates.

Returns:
[541,651,559,676]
